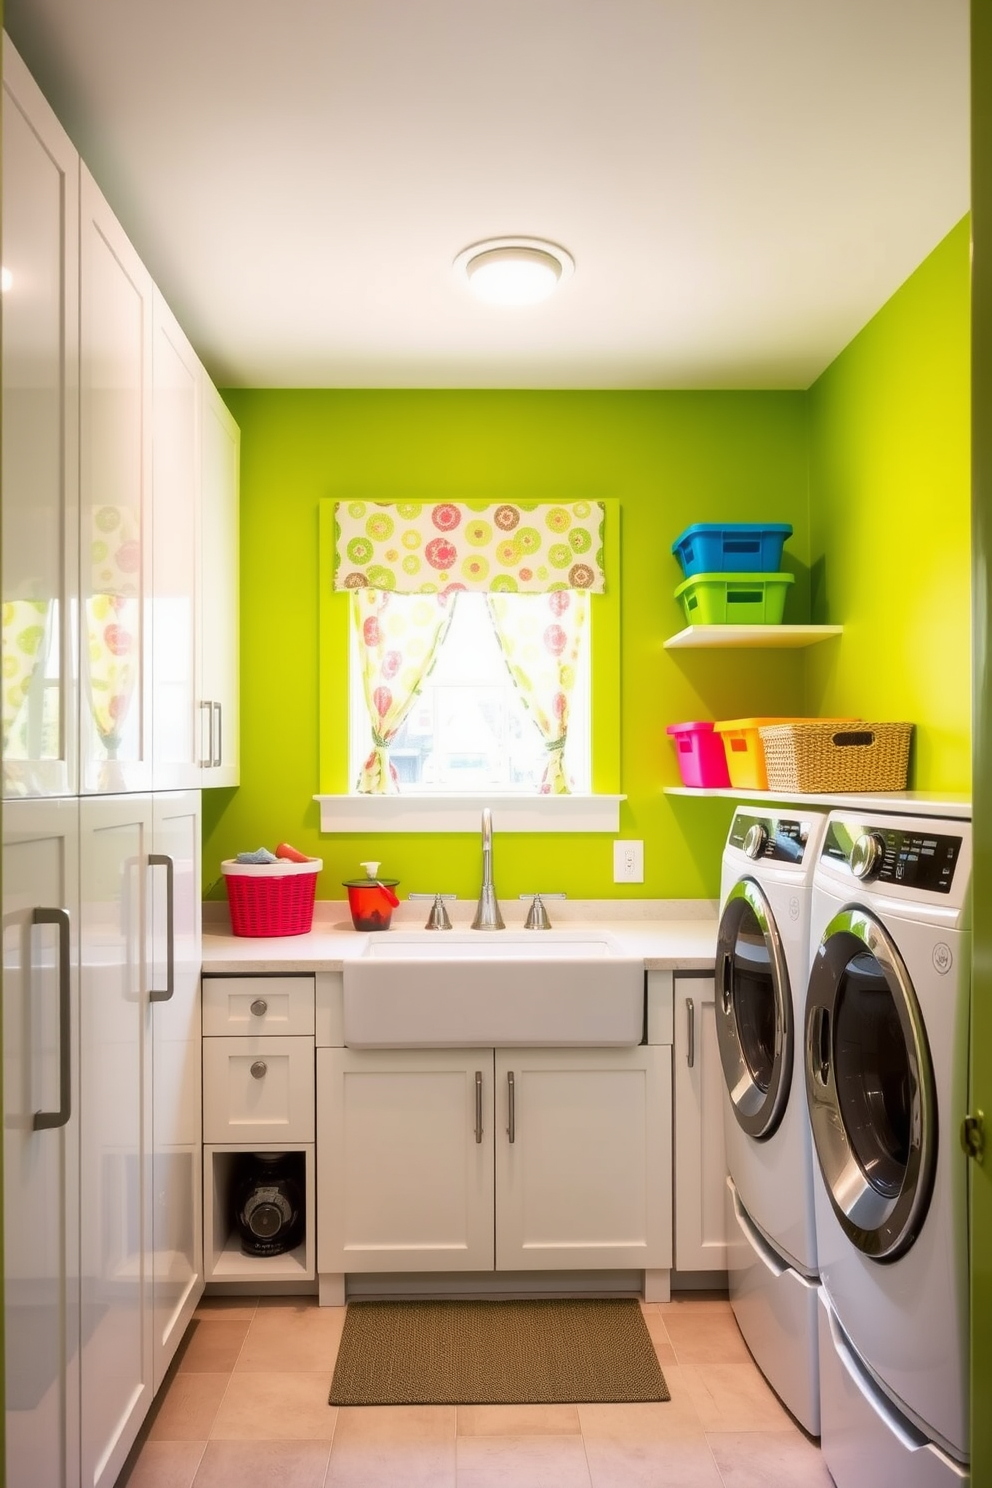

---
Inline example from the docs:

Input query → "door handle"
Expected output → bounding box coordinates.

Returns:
[507,1070,515,1143]
[213,701,222,767]
[686,997,695,1068]
[148,853,175,1002]
[474,1070,483,1144]
[32,907,72,1131]
[199,699,213,768]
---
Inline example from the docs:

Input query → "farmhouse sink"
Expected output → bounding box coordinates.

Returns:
[342,930,644,1048]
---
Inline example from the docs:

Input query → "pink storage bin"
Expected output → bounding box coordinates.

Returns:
[666,721,732,789]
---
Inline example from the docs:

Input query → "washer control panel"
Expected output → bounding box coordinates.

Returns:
[729,814,813,864]
[822,821,963,893]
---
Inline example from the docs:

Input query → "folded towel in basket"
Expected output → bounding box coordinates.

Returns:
[235,847,279,864]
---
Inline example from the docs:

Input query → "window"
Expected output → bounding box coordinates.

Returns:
[348,593,590,793]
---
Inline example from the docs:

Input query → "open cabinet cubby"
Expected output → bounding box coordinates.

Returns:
[204,1142,316,1284]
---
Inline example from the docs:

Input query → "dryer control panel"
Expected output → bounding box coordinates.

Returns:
[822,821,963,893]
[729,814,814,864]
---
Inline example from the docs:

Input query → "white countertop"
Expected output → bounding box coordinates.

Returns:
[201,898,720,974]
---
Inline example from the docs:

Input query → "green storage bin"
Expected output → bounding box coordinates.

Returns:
[675,571,794,625]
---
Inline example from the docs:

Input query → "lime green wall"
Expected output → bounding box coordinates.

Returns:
[806,219,972,792]
[204,391,811,903]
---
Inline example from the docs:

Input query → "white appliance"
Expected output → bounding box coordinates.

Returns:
[805,811,971,1487]
[715,806,828,1435]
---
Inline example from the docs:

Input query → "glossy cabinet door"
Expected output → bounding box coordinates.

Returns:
[78,795,154,1488]
[151,298,201,790]
[149,791,203,1390]
[673,975,728,1271]
[1,42,79,800]
[495,1046,672,1271]
[200,380,240,785]
[317,1047,496,1273]
[79,167,154,795]
[3,797,81,1488]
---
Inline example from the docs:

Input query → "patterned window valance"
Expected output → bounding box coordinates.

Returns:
[333,500,606,595]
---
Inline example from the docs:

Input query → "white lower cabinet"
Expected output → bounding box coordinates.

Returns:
[316,1045,672,1280]
[673,974,728,1272]
[3,791,203,1488]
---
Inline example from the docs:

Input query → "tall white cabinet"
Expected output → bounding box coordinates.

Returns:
[2,34,232,1488]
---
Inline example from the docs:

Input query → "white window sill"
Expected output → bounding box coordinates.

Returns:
[314,794,626,834]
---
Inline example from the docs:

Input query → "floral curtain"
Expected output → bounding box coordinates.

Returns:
[486,590,588,794]
[84,505,141,759]
[353,588,456,793]
[334,500,605,595]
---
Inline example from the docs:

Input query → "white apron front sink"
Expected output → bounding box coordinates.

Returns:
[342,930,644,1047]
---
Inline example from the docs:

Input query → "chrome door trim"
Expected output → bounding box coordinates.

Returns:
[715,876,792,1139]
[804,907,936,1261]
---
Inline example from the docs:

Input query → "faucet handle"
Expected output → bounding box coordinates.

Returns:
[409,892,456,930]
[519,892,566,930]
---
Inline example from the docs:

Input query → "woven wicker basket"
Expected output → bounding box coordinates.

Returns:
[758,721,913,793]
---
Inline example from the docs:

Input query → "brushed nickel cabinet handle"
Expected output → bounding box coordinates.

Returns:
[250,1060,267,1079]
[475,1070,483,1144]
[32,908,72,1131]
[148,854,175,1002]
[686,997,695,1069]
[507,1070,515,1143]
[250,998,268,1017]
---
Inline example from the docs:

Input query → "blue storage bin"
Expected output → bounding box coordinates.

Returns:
[672,522,793,577]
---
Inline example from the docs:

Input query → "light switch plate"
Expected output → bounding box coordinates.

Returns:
[613,839,644,883]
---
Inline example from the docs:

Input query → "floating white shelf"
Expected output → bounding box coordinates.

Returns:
[663,624,843,650]
[664,786,972,818]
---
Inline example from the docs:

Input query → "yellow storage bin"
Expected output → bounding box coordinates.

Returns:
[714,717,857,791]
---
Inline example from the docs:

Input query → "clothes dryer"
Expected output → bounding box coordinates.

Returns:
[805,811,971,1487]
[715,806,828,1434]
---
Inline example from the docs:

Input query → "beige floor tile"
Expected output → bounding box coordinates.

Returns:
[194,1296,260,1322]
[707,1429,832,1487]
[456,1433,592,1488]
[209,1373,338,1440]
[576,1371,704,1442]
[326,1404,457,1487]
[584,1433,724,1488]
[192,1438,331,1487]
[680,1363,793,1433]
[118,1439,205,1487]
[640,1312,678,1366]
[236,1299,347,1373]
[457,1404,582,1437]
[661,1307,752,1367]
[147,1375,230,1441]
[177,1318,251,1373]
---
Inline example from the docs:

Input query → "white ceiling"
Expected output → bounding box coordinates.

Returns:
[3,0,970,390]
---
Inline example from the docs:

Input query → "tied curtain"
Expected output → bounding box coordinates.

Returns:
[336,502,603,796]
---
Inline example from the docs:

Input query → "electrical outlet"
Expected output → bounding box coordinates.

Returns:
[613,839,644,883]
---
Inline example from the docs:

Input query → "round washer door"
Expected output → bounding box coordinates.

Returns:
[805,907,937,1262]
[715,877,792,1139]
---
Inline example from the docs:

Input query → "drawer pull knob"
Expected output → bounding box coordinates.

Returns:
[250,1060,268,1079]
[250,999,268,1017]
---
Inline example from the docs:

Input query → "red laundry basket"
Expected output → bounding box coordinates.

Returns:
[221,858,322,937]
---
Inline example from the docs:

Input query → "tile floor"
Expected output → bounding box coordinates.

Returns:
[118,1294,834,1488]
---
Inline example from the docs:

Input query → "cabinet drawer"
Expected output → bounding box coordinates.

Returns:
[202,975,315,1037]
[203,1035,315,1143]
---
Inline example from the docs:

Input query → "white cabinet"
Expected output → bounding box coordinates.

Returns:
[1,42,79,800]
[201,976,315,1284]
[3,798,82,1488]
[79,166,155,796]
[673,974,728,1273]
[317,1045,671,1283]
[199,380,240,785]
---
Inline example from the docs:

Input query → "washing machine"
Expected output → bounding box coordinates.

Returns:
[715,805,828,1435]
[804,810,971,1487]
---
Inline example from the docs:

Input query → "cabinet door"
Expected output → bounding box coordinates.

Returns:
[495,1046,672,1272]
[199,379,240,786]
[79,167,154,794]
[1,42,79,800]
[3,798,81,1488]
[149,792,203,1389]
[317,1048,495,1273]
[673,976,728,1272]
[78,795,154,1488]
[151,295,201,790]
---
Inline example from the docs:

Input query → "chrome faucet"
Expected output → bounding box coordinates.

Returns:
[471,807,505,930]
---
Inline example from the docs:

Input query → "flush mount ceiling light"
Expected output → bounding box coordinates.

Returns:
[454,237,574,306]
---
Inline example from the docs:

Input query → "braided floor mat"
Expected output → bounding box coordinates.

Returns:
[329,1297,670,1405]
